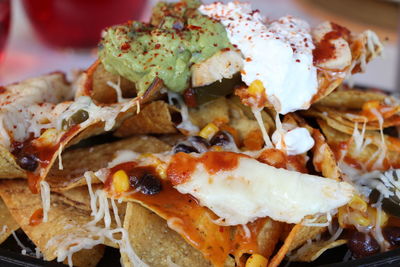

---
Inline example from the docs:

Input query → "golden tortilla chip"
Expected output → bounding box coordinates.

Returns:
[0,145,26,179]
[315,89,389,109]
[311,129,341,180]
[189,97,230,128]
[82,61,136,104]
[289,239,347,262]
[269,224,301,267]
[0,179,104,266]
[122,202,213,267]
[48,135,171,191]
[0,198,19,244]
[287,216,328,252]
[114,101,178,137]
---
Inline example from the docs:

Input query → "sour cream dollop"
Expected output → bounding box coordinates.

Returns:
[272,127,315,155]
[199,2,318,114]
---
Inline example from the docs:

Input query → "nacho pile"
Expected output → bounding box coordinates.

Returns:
[0,0,398,266]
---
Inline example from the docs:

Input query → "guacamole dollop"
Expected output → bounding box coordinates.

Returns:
[99,0,232,95]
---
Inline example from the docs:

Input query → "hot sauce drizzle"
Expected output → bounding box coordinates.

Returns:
[167,151,242,185]
[29,208,44,226]
[313,22,350,65]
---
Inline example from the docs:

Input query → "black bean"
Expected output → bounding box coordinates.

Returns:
[137,174,162,195]
[348,232,380,258]
[383,227,400,246]
[18,154,38,172]
[189,136,210,152]
[210,131,231,146]
[173,144,198,154]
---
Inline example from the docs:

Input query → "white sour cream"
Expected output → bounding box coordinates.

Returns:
[175,156,353,225]
[272,127,315,155]
[199,2,318,114]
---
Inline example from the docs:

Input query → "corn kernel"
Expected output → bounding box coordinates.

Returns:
[248,80,265,95]
[362,100,380,112]
[245,254,268,267]
[368,207,388,227]
[199,123,219,139]
[349,212,370,227]
[35,128,59,147]
[349,195,367,213]
[112,170,130,193]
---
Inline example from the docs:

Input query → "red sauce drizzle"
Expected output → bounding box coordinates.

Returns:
[29,208,43,226]
[183,88,197,108]
[167,151,242,185]
[23,125,81,193]
[313,22,350,65]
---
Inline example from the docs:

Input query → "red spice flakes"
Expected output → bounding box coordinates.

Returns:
[187,24,202,30]
[120,42,131,51]
[154,43,161,49]
[245,57,252,62]
[296,59,300,63]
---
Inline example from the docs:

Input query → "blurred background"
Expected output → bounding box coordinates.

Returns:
[0,0,398,91]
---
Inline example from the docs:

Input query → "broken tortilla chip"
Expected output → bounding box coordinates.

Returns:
[0,179,105,266]
[114,101,178,137]
[122,202,214,267]
[47,135,171,191]
[289,239,347,262]
[0,198,19,244]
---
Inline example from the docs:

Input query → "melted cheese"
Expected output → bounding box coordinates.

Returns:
[175,156,354,225]
[168,92,198,134]
[0,76,71,148]
[39,181,51,223]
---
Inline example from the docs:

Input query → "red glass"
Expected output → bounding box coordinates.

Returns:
[22,0,147,48]
[0,0,10,62]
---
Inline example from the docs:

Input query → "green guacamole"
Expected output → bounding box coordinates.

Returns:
[99,0,232,95]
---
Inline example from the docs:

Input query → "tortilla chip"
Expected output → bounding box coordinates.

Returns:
[289,239,347,262]
[189,97,230,128]
[48,135,171,191]
[311,129,341,180]
[318,119,400,170]
[114,101,177,137]
[268,224,301,267]
[287,217,328,252]
[86,61,136,104]
[0,145,26,179]
[0,179,104,266]
[314,89,389,109]
[0,198,19,244]
[0,72,72,179]
[122,202,213,267]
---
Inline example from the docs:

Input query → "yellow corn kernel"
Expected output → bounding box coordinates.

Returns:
[199,123,219,139]
[368,207,388,227]
[35,128,59,147]
[245,254,268,267]
[349,195,368,213]
[248,80,265,95]
[362,100,380,112]
[349,211,370,227]
[112,170,130,193]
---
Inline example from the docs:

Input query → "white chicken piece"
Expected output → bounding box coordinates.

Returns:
[191,50,243,87]
[312,21,352,71]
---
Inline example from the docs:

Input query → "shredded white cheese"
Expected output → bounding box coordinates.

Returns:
[39,181,51,223]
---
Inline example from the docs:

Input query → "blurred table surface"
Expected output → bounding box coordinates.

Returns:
[0,0,398,91]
